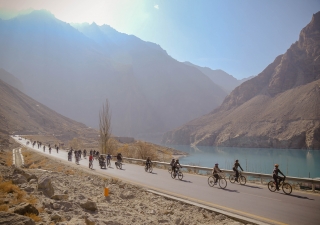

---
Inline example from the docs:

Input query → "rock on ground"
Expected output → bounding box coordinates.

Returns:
[0,211,35,225]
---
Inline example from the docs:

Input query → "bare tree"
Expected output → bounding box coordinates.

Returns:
[99,99,112,154]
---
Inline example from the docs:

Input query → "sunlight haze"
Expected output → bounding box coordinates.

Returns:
[1,0,319,79]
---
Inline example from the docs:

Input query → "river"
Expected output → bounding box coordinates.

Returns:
[165,145,320,178]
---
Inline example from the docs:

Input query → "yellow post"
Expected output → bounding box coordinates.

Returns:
[104,187,109,197]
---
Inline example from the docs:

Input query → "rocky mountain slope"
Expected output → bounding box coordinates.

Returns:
[0,10,228,142]
[162,12,320,149]
[0,78,97,144]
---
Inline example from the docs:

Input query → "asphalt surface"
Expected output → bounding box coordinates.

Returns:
[13,137,320,225]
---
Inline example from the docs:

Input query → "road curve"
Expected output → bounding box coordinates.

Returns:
[13,136,320,225]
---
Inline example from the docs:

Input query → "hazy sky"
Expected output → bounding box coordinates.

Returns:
[1,0,319,79]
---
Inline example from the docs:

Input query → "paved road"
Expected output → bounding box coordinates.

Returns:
[13,137,320,225]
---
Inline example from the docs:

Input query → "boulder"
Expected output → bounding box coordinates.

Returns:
[85,216,96,225]
[80,200,97,211]
[51,194,69,200]
[38,176,54,197]
[13,202,39,216]
[21,186,35,193]
[51,212,62,222]
[12,174,28,184]
[0,211,35,225]
[120,190,135,199]
[52,203,60,210]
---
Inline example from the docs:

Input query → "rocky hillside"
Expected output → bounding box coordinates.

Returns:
[0,10,228,142]
[162,12,320,149]
[0,78,98,145]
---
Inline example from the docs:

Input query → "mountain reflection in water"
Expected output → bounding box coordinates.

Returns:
[165,145,320,178]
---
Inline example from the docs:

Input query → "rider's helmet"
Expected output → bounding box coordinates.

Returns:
[235,159,239,162]
[275,164,279,167]
[215,163,219,166]
[176,159,179,162]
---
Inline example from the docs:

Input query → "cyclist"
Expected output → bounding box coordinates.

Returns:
[43,145,45,152]
[83,149,87,158]
[106,153,112,166]
[99,155,106,167]
[117,153,122,163]
[49,147,51,154]
[68,151,72,161]
[233,159,243,182]
[273,164,285,191]
[146,157,152,170]
[212,163,222,184]
[170,158,176,172]
[89,154,93,168]
[173,159,182,175]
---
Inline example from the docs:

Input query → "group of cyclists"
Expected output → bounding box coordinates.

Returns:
[24,138,288,192]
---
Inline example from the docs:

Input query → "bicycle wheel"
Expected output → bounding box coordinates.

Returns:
[119,163,122,169]
[171,171,176,179]
[219,178,227,189]
[239,176,246,185]
[178,172,183,180]
[229,175,235,183]
[208,176,215,187]
[268,181,276,192]
[282,183,292,195]
[145,166,148,172]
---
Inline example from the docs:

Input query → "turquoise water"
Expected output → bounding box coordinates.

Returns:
[165,145,320,178]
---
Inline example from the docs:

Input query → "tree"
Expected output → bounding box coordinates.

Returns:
[99,99,112,154]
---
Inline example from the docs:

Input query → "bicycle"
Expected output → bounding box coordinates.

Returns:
[268,176,292,195]
[208,172,227,189]
[115,160,122,169]
[171,167,183,180]
[145,163,153,173]
[229,170,246,185]
[89,160,93,169]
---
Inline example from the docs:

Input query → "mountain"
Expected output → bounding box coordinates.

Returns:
[162,12,320,149]
[0,10,228,142]
[0,68,24,91]
[0,78,98,145]
[183,62,253,93]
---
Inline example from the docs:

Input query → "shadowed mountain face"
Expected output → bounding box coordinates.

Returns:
[162,12,320,149]
[0,78,98,143]
[0,10,228,142]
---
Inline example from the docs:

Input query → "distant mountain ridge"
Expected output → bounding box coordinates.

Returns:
[183,62,254,93]
[0,10,232,142]
[162,12,320,149]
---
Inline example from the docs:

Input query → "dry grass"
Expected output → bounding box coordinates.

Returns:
[0,180,26,200]
[0,204,8,211]
[26,195,38,205]
[65,169,75,175]
[25,213,41,222]
[4,151,12,167]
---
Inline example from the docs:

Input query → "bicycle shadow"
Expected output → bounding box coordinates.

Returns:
[179,180,192,183]
[280,193,314,200]
[218,188,239,193]
[243,184,263,189]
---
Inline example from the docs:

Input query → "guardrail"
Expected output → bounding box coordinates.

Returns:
[122,157,320,192]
